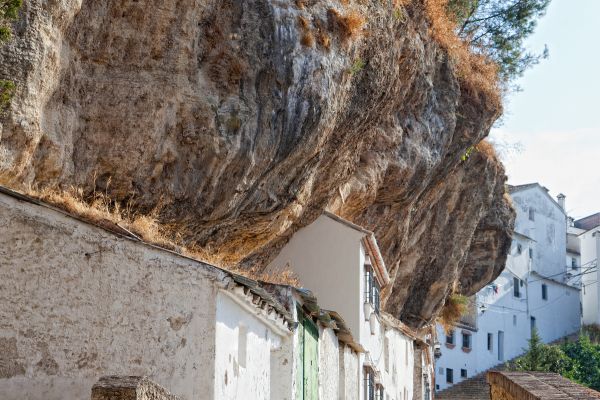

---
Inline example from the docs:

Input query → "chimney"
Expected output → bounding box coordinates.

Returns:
[557,193,566,211]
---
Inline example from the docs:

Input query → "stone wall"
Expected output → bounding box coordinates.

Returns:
[91,376,181,400]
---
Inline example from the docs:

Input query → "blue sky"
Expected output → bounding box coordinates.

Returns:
[490,0,600,218]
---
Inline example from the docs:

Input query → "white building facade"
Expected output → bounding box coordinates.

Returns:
[267,212,432,400]
[434,183,582,392]
[568,213,600,325]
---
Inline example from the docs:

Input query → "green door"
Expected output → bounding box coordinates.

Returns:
[296,311,319,400]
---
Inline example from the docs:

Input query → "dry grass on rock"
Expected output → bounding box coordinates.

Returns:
[21,186,299,286]
[424,0,501,107]
[438,293,469,333]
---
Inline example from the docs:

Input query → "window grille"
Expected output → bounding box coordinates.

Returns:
[462,333,471,349]
[364,264,381,314]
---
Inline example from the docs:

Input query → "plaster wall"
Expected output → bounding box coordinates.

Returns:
[340,346,359,400]
[318,327,340,400]
[528,279,580,343]
[511,187,566,277]
[0,191,224,400]
[214,291,285,400]
[266,215,365,341]
[378,326,415,400]
[581,230,600,325]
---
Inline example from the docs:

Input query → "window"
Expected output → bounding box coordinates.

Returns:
[513,315,517,326]
[529,208,535,221]
[461,369,467,378]
[462,333,471,349]
[487,333,493,351]
[517,243,523,254]
[542,284,548,300]
[572,257,577,269]
[529,248,533,259]
[446,368,454,384]
[438,367,444,375]
[446,330,455,345]
[364,367,375,400]
[364,265,381,314]
[530,316,536,331]
[513,277,521,298]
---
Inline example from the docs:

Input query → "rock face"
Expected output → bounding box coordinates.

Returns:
[0,0,514,328]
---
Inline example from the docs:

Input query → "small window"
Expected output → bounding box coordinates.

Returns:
[364,367,375,400]
[529,208,535,221]
[461,369,467,378]
[542,284,548,300]
[462,333,471,349]
[513,277,521,298]
[446,330,455,345]
[438,367,444,375]
[436,384,440,391]
[529,248,533,259]
[513,315,517,326]
[487,333,493,351]
[572,257,577,269]
[517,243,523,254]
[446,368,454,384]
[364,265,381,314]
[530,316,536,331]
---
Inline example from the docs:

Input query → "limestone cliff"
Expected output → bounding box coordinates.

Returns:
[0,0,514,328]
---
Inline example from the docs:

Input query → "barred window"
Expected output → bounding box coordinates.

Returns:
[364,264,381,314]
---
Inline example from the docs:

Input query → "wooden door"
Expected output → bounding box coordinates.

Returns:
[296,312,319,400]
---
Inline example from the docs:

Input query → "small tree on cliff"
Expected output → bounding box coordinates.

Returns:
[0,0,22,111]
[448,0,551,83]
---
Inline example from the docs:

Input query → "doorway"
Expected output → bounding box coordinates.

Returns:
[498,331,504,361]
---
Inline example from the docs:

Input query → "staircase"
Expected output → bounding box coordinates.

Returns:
[435,370,491,400]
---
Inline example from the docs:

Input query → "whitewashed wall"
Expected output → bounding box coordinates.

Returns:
[266,215,365,340]
[340,346,359,400]
[528,279,580,343]
[214,292,285,400]
[318,327,340,400]
[0,191,225,400]
[511,186,566,277]
[581,230,600,325]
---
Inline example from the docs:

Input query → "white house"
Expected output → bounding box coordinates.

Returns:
[267,212,428,400]
[568,212,600,325]
[0,187,433,400]
[0,187,292,400]
[434,183,581,392]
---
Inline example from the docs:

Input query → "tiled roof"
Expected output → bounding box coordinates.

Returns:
[487,371,600,399]
[575,212,600,231]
